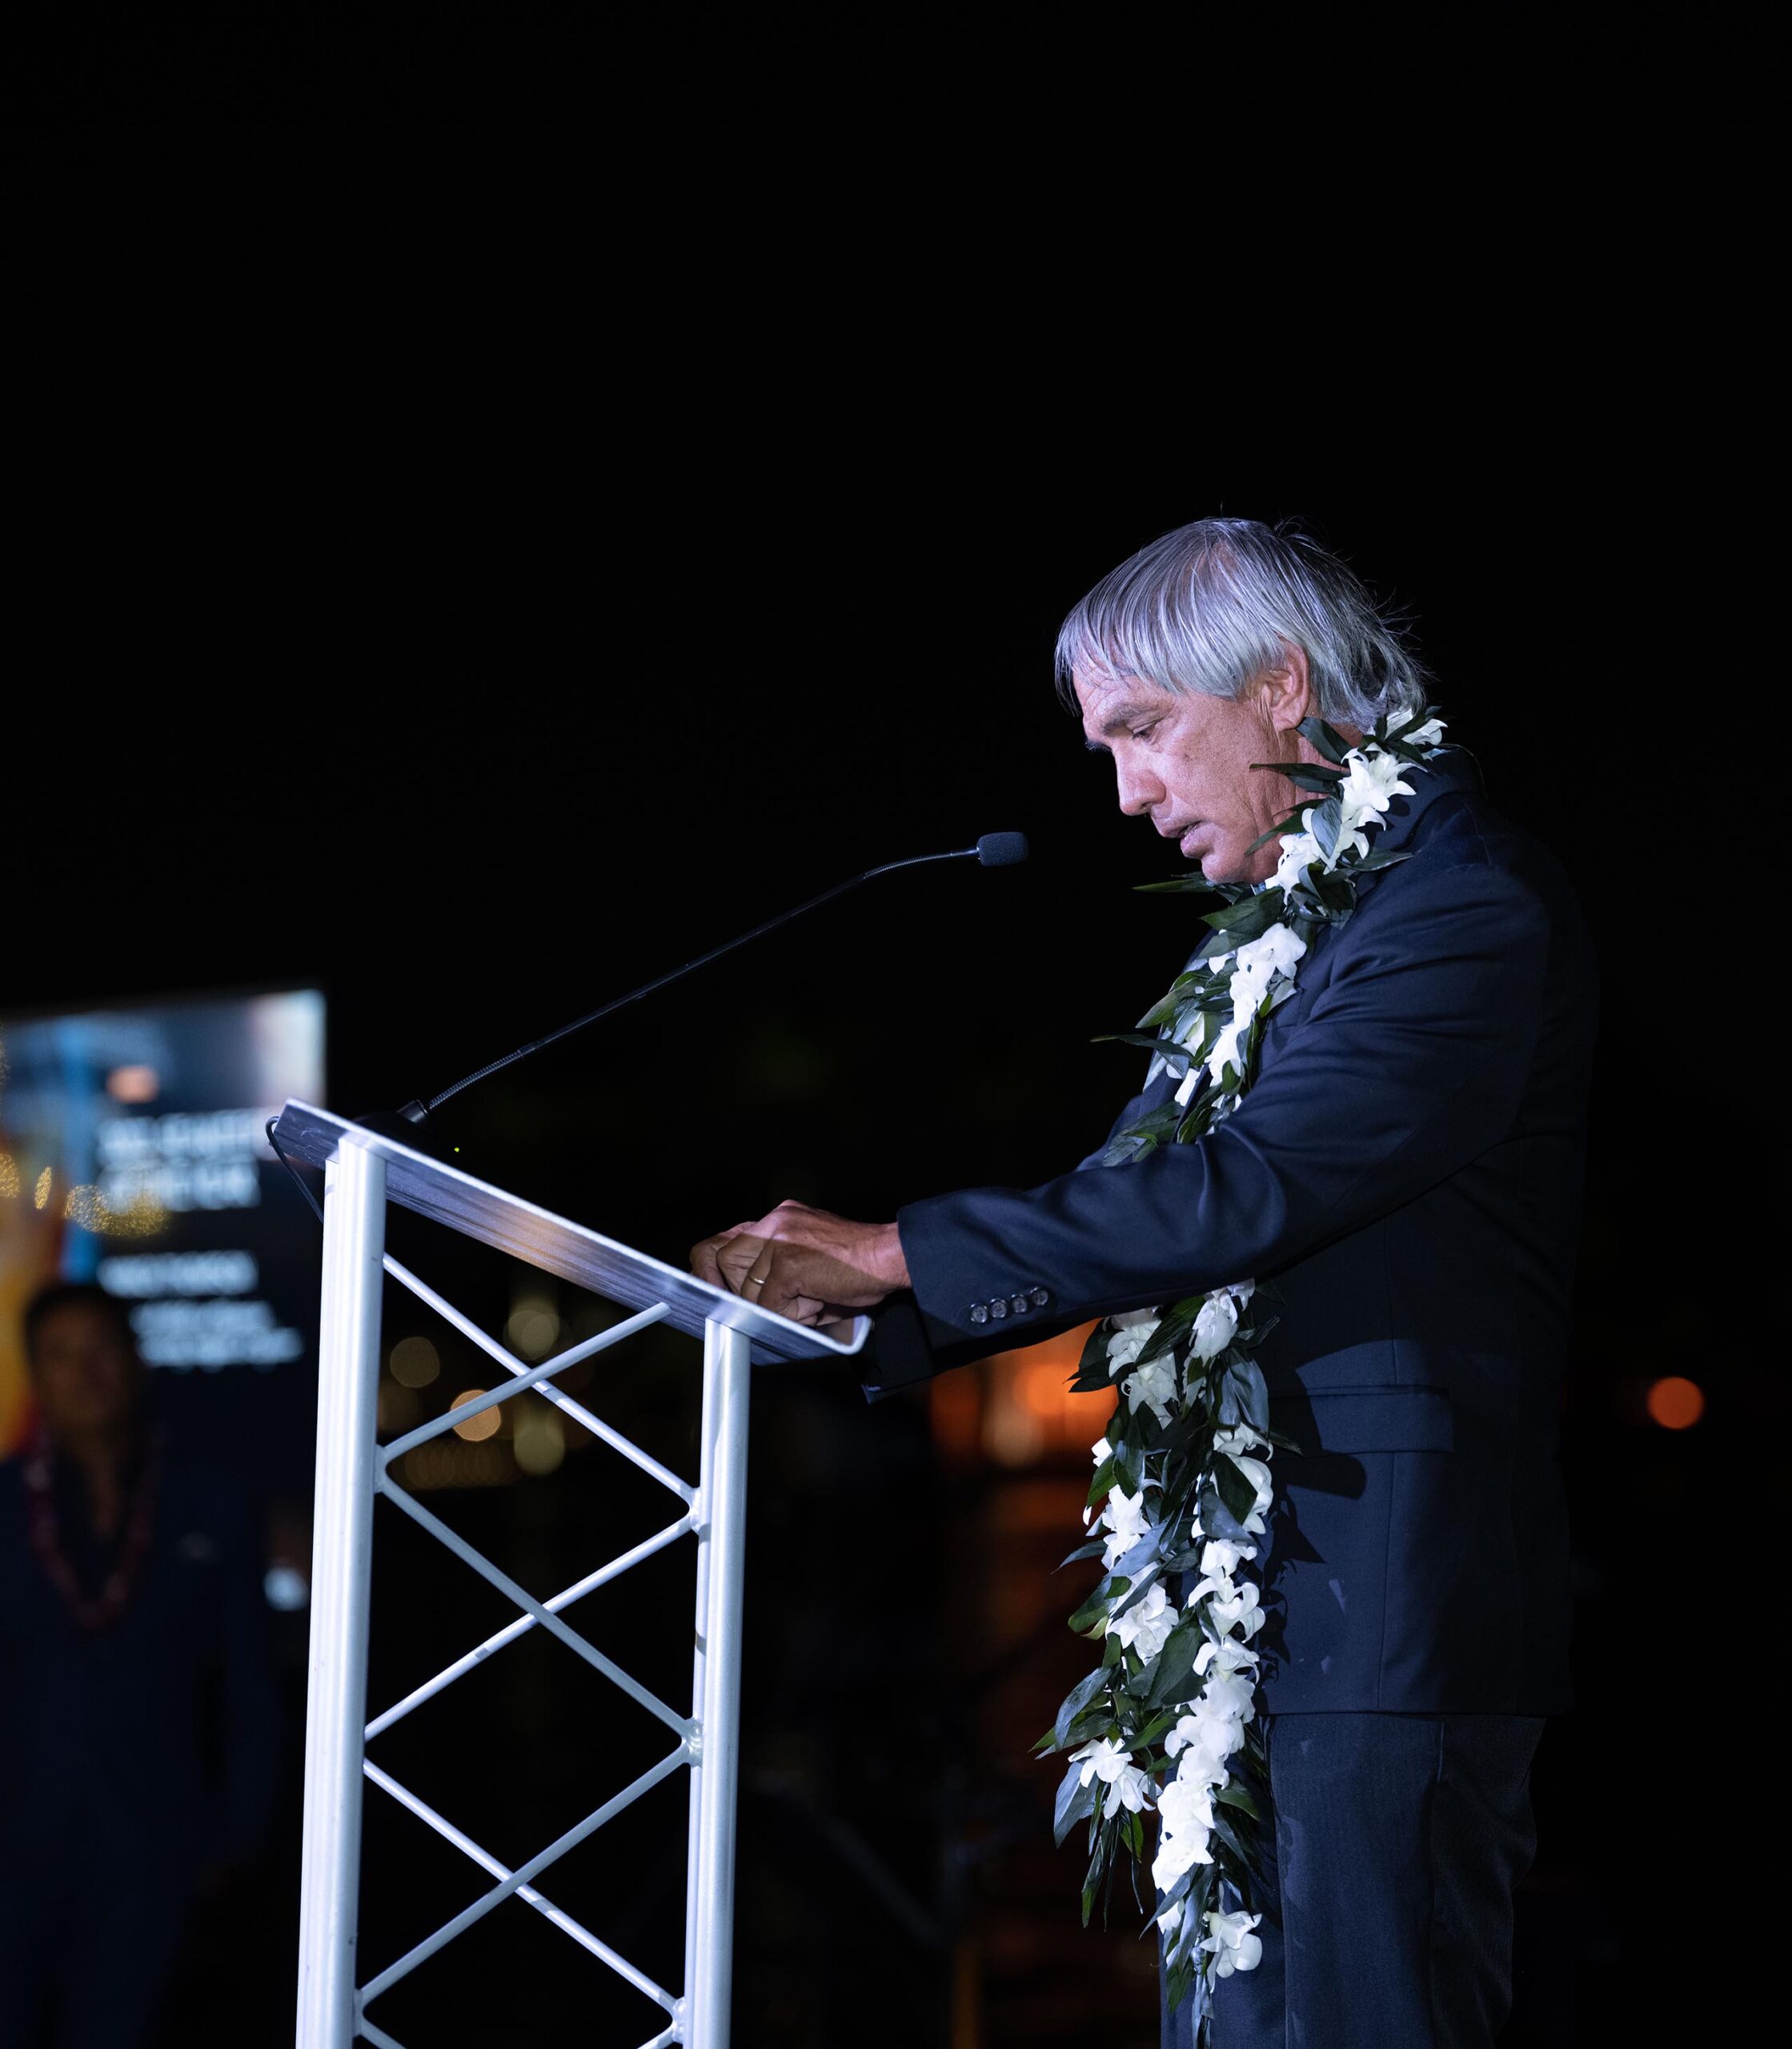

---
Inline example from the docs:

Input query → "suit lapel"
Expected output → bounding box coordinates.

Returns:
[1137,752,1484,1105]
[1253,750,1481,1074]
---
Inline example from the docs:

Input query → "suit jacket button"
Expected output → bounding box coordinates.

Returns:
[1009,1293,1029,1316]
[969,1304,988,1325]
[1030,1286,1050,1308]
[989,1297,1008,1319]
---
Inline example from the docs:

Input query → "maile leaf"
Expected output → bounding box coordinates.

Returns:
[1068,1574,1129,1635]
[1245,804,1313,856]
[1134,872,1220,896]
[1219,1358,1269,1433]
[1096,1032,1197,1073]
[1198,1478,1252,1545]
[1144,1616,1205,1711]
[1297,716,1352,765]
[1252,759,1343,790]
[1052,1665,1112,1749]
[1201,893,1283,940]
[1103,1103,1183,1165]
[1055,1760,1098,1845]
[1213,1453,1260,1527]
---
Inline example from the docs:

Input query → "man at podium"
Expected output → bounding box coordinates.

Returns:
[691,518,1594,2049]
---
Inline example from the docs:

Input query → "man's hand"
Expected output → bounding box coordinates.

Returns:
[690,1201,910,1325]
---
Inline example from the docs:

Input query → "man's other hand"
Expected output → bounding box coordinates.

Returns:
[689,1201,910,1325]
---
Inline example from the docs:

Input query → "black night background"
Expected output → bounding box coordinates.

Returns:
[8,8,1763,2046]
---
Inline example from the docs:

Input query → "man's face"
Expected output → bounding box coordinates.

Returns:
[29,1304,142,1441]
[1075,666,1299,885]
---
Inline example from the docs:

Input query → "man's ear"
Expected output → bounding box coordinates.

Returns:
[1261,642,1313,733]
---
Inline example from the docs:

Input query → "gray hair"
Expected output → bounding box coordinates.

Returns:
[1055,517,1429,731]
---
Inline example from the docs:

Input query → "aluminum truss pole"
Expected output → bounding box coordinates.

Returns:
[296,1137,387,2048]
[685,1319,752,2049]
[680,1322,720,2039]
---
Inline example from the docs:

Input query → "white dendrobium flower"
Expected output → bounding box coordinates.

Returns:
[1402,715,1445,748]
[1204,1020,1245,1098]
[1189,1292,1241,1364]
[1111,1762,1152,1811]
[1151,1772,1219,1891]
[1208,1441,1274,1534]
[1193,1666,1259,1734]
[1272,828,1323,893]
[1328,816,1372,868]
[1336,749,1413,829]
[1193,1637,1261,1682]
[1233,924,1307,983]
[1100,1485,1152,1570]
[1106,1308,1158,1377]
[1202,1910,1263,1977]
[1213,1422,1269,1459]
[1200,1537,1257,1578]
[1157,1773,1217,1841]
[1327,749,1409,868]
[1162,1697,1241,1789]
[1108,1581,1178,1662]
[1125,1353,1179,1429]
[1226,925,1302,1021]
[1085,1435,1114,1528]
[1189,1573,1264,1640]
[1227,984,1270,1041]
[1070,1735,1151,1812]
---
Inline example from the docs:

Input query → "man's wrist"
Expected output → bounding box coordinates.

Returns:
[871,1221,911,1293]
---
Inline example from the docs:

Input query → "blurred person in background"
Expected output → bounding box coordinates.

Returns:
[0,1281,282,2048]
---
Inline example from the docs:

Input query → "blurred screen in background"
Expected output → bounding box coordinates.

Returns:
[0,988,324,1483]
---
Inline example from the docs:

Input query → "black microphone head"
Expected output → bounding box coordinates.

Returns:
[976,832,1029,868]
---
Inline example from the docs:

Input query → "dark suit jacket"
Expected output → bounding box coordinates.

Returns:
[868,752,1596,1715]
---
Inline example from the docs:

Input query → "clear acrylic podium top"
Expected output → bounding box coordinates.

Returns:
[271,1101,869,1365]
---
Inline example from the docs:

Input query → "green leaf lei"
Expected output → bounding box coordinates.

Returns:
[1037,706,1452,2035]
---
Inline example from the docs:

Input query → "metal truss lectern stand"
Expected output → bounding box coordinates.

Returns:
[272,1103,867,2049]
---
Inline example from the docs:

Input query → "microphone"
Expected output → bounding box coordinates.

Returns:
[381,831,1028,1130]
[972,831,1028,868]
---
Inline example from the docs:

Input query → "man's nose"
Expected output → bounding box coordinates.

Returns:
[1113,752,1161,817]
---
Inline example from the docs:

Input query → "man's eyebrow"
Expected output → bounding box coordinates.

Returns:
[1082,700,1161,751]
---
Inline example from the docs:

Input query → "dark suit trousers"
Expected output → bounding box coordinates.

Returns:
[1161,1713,1544,2049]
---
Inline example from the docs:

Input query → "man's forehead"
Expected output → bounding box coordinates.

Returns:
[1074,668,1177,732]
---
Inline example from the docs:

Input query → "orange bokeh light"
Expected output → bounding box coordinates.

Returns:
[1646,1376,1705,1430]
[928,1322,1118,1468]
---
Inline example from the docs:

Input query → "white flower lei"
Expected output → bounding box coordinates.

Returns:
[1038,708,1451,2036]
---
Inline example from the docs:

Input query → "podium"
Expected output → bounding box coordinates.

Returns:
[272,1102,868,2049]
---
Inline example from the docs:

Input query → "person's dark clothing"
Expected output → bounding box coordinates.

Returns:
[875,752,1596,1720]
[0,1445,280,2047]
[864,752,1594,2046]
[1162,1713,1545,2049]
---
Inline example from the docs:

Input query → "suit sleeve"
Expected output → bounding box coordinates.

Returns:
[868,853,1550,1393]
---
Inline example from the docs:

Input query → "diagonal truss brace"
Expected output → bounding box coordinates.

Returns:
[298,1137,752,2049]
[358,1744,690,2009]
[363,1759,677,2012]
